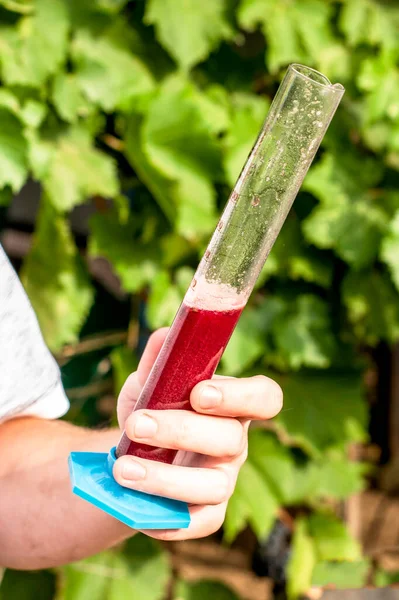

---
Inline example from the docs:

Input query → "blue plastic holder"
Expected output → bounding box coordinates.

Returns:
[68,447,191,530]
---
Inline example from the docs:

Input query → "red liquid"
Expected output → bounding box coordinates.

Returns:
[116,301,244,463]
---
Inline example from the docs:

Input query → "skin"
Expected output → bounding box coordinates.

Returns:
[0,329,282,569]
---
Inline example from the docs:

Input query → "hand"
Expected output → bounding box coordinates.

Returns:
[113,329,283,541]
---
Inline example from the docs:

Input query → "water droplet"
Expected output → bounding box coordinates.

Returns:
[251,196,260,207]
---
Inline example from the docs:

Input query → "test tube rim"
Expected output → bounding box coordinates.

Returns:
[289,63,345,93]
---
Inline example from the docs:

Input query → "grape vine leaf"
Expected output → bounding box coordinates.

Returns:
[247,429,367,506]
[238,0,335,73]
[110,346,139,397]
[225,460,279,543]
[146,270,182,330]
[145,0,234,71]
[0,0,69,87]
[274,370,368,458]
[312,559,370,588]
[143,75,222,183]
[261,216,332,288]
[52,73,91,123]
[308,512,362,562]
[142,76,221,237]
[72,29,155,112]
[303,154,387,270]
[343,270,399,345]
[21,201,94,351]
[125,114,177,225]
[374,569,399,586]
[340,0,399,51]
[223,92,269,187]
[174,580,240,600]
[221,299,284,376]
[89,210,161,294]
[0,107,28,192]
[43,126,119,211]
[286,518,316,600]
[0,187,13,206]
[58,537,170,600]
[0,569,55,600]
[381,210,399,292]
[271,295,336,370]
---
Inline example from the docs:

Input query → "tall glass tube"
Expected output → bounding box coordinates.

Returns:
[116,64,344,463]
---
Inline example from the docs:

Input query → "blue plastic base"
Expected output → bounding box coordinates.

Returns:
[68,447,190,530]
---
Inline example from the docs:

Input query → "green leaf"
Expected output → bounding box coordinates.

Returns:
[275,370,368,457]
[239,0,304,73]
[375,569,399,586]
[286,518,316,600]
[340,0,399,50]
[146,270,182,330]
[308,512,362,562]
[110,346,138,397]
[343,270,399,345]
[43,126,119,211]
[272,295,336,370]
[261,216,332,288]
[52,73,91,122]
[145,0,233,71]
[58,553,112,600]
[110,535,171,600]
[238,0,334,73]
[0,186,13,206]
[89,210,161,294]
[221,299,284,376]
[175,172,217,240]
[21,200,94,351]
[0,0,69,87]
[223,92,269,187]
[143,76,222,183]
[72,29,155,112]
[0,569,55,600]
[125,114,177,224]
[312,559,370,588]
[58,537,170,600]
[380,210,399,292]
[174,580,240,600]
[303,154,387,270]
[225,460,278,543]
[0,0,33,14]
[247,430,367,506]
[0,107,28,192]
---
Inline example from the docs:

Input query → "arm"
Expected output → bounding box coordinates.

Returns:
[0,417,131,570]
[0,331,282,570]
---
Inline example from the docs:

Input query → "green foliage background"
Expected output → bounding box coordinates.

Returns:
[0,0,399,596]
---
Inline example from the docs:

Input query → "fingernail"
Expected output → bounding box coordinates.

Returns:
[122,460,146,481]
[134,414,158,438]
[199,385,222,409]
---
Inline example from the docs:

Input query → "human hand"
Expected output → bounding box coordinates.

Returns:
[113,329,283,541]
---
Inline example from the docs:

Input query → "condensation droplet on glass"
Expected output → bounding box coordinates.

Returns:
[191,278,197,289]
[217,220,224,231]
[251,196,260,207]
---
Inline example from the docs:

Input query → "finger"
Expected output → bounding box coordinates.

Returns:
[141,502,227,541]
[117,328,169,427]
[191,375,283,420]
[124,409,245,458]
[113,456,233,505]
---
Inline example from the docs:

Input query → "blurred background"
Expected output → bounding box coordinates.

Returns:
[0,0,399,598]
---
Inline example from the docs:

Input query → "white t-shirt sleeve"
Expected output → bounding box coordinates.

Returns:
[0,245,69,423]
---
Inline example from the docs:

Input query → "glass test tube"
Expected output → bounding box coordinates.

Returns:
[116,64,345,463]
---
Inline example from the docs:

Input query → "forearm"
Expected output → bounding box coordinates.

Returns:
[0,418,133,570]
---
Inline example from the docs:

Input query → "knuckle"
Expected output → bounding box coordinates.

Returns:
[226,421,246,457]
[214,471,231,504]
[174,417,191,449]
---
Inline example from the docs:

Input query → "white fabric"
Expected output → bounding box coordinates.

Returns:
[0,245,69,423]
